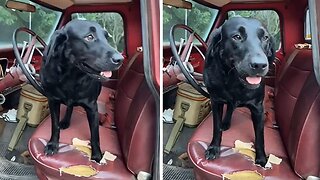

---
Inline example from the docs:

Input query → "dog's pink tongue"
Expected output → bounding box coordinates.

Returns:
[101,71,112,78]
[246,77,262,85]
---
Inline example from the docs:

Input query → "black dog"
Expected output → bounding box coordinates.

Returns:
[40,20,123,162]
[203,17,275,167]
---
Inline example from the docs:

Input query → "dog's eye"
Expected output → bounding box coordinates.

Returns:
[262,35,269,41]
[232,34,242,41]
[84,34,95,42]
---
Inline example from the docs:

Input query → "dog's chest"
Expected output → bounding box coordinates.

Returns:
[210,80,264,106]
[42,72,101,105]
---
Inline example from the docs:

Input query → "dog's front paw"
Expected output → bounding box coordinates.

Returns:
[44,142,58,155]
[91,150,103,163]
[91,148,102,163]
[255,155,267,167]
[59,120,70,129]
[205,145,220,160]
[221,122,231,131]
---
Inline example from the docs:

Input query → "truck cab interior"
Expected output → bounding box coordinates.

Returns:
[163,0,320,179]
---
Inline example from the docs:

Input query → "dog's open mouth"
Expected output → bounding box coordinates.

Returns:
[239,75,262,89]
[245,76,262,85]
[78,63,112,81]
[100,71,112,78]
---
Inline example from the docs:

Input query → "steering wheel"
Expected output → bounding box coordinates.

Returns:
[169,24,210,97]
[12,27,46,95]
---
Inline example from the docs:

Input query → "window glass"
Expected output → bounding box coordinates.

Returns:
[305,9,311,41]
[163,1,219,44]
[228,10,281,49]
[72,12,125,52]
[0,0,61,48]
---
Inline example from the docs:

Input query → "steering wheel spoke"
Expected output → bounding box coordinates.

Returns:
[183,61,194,73]
[21,36,37,64]
[169,24,210,97]
[12,27,46,95]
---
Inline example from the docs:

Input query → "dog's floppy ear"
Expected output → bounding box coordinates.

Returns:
[206,27,222,59]
[43,29,67,65]
[266,36,276,63]
[208,27,222,50]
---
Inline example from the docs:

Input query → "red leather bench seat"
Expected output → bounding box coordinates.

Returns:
[29,106,134,180]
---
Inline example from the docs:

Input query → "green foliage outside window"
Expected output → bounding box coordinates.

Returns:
[0,0,61,47]
[163,1,219,43]
[0,0,125,52]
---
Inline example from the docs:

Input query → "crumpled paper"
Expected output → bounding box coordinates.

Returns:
[233,140,282,168]
[71,138,117,164]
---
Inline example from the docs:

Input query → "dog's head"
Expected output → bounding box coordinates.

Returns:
[208,17,275,89]
[43,20,123,79]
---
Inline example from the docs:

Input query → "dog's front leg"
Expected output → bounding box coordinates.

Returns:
[45,100,60,155]
[221,103,235,131]
[205,100,223,160]
[59,106,73,129]
[84,103,102,162]
[249,103,267,167]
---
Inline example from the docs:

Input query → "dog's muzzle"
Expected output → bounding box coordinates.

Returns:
[76,62,113,82]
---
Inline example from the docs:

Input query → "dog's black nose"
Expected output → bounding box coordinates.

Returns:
[111,53,124,64]
[249,62,267,70]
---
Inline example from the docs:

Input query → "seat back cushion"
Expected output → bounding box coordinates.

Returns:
[275,49,312,145]
[287,73,320,178]
[114,57,156,175]
[275,49,320,177]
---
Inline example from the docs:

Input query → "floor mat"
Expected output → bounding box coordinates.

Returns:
[163,123,196,160]
[0,120,37,179]
[163,113,197,180]
[0,157,36,180]
[163,164,195,180]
